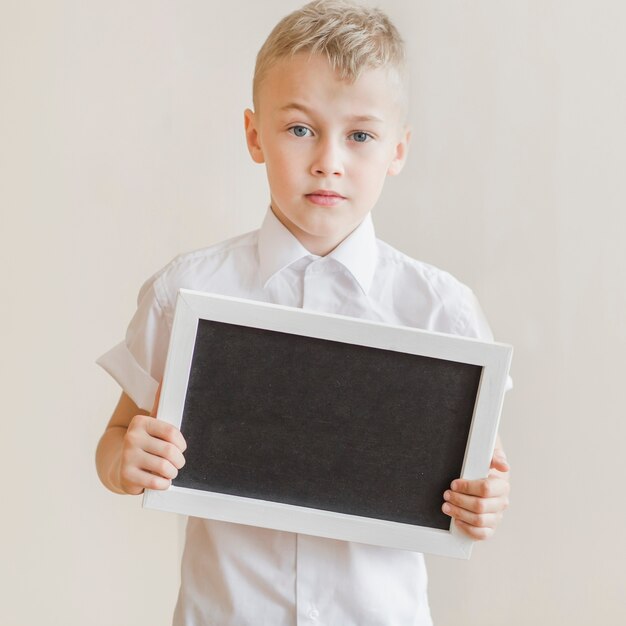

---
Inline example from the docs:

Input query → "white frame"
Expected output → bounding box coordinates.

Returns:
[143,289,512,559]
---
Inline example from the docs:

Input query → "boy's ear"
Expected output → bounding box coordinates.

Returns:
[387,125,411,177]
[244,108,265,164]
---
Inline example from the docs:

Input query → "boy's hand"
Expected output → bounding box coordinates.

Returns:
[441,443,510,540]
[118,414,187,495]
[97,385,188,495]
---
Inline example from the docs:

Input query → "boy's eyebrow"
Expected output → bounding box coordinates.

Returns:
[279,102,384,124]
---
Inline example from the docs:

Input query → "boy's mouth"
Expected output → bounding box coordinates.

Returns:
[305,190,346,207]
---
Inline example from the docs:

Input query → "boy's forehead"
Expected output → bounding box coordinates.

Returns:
[258,53,404,123]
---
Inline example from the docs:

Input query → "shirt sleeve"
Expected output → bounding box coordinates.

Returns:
[96,278,171,412]
[457,286,514,393]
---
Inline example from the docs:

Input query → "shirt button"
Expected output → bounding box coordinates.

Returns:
[308,608,319,620]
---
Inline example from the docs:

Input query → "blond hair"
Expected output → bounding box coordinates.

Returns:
[253,0,408,117]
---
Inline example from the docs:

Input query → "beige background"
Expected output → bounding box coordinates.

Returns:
[1,1,624,624]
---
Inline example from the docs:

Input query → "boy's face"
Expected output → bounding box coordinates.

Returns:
[245,52,410,256]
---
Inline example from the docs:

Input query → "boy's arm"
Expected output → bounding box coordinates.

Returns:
[95,388,186,495]
[441,436,511,540]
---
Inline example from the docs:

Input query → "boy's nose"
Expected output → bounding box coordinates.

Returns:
[310,138,344,177]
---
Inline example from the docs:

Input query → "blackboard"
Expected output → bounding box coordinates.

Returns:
[174,319,482,530]
[143,290,512,558]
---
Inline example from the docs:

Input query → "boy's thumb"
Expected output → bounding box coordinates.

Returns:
[491,451,509,472]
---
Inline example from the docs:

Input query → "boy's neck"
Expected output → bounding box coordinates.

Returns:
[269,203,362,257]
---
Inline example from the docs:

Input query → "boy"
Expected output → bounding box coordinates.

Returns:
[96,1,511,624]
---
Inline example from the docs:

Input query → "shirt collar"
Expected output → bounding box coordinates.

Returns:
[258,207,378,295]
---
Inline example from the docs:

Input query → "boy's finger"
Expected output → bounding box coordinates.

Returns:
[139,451,180,481]
[145,418,187,452]
[453,519,495,541]
[443,490,509,514]
[442,501,501,529]
[451,476,509,498]
[120,466,171,493]
[143,437,187,470]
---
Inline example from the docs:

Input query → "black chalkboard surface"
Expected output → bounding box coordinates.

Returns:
[174,319,482,531]
[143,290,512,558]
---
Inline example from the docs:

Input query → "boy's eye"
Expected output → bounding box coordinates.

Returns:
[350,131,372,143]
[289,126,311,138]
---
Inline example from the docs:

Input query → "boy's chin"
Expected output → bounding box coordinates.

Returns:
[297,215,357,237]
[272,202,367,245]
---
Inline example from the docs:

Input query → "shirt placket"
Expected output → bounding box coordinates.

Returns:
[301,259,338,312]
[296,259,334,625]
[296,533,325,624]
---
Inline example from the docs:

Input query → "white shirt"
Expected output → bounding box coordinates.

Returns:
[98,207,502,626]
